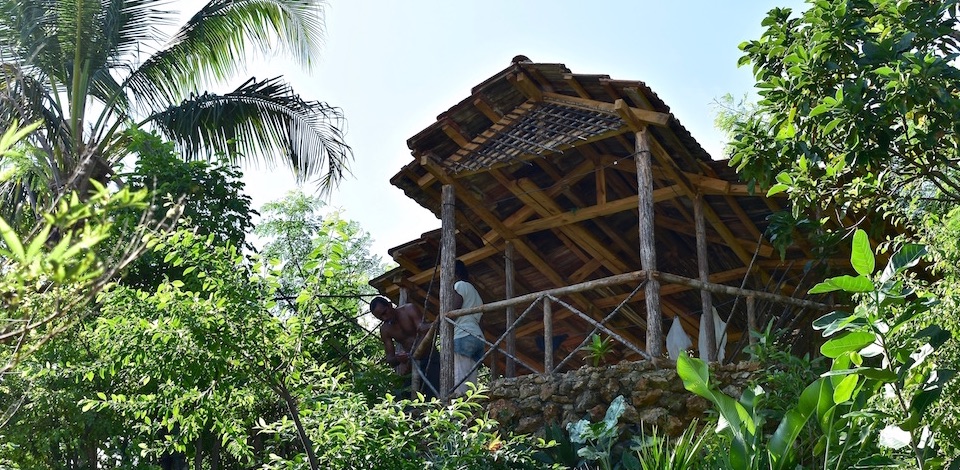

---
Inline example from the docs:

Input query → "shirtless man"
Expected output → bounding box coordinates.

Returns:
[369,296,440,398]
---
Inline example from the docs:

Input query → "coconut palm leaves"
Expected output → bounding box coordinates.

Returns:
[0,0,350,222]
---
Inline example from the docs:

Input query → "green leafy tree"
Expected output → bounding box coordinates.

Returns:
[118,127,254,291]
[678,230,955,469]
[255,190,387,393]
[728,0,960,228]
[0,0,351,223]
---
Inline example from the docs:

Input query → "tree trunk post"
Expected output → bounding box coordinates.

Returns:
[505,241,517,378]
[543,297,554,373]
[635,128,663,358]
[747,295,757,346]
[694,192,717,361]
[439,185,456,402]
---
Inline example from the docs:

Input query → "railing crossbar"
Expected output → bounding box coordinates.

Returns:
[554,280,647,371]
[548,294,651,360]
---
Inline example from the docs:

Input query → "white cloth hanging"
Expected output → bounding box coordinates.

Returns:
[666,316,693,360]
[698,307,728,362]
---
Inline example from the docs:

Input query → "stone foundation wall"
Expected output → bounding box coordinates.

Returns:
[486,360,759,436]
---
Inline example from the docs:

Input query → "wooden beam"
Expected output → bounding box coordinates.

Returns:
[473,96,502,122]
[442,120,472,149]
[654,271,830,311]
[593,267,750,309]
[420,159,609,339]
[596,166,607,206]
[511,185,684,236]
[654,215,775,258]
[545,92,671,127]
[509,72,543,101]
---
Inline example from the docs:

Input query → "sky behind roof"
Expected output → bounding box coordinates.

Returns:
[177,0,806,261]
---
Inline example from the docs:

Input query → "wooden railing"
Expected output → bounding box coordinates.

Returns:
[410,268,830,401]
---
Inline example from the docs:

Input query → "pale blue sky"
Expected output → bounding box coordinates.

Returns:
[178,1,806,260]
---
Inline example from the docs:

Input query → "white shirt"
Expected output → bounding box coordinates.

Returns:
[453,280,483,339]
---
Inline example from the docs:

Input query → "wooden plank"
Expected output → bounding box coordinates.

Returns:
[636,129,663,357]
[439,185,456,401]
[534,158,638,263]
[511,177,629,272]
[695,193,717,362]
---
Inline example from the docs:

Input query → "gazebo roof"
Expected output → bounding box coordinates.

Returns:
[370,57,849,371]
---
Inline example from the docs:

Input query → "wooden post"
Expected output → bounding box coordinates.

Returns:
[543,297,554,373]
[504,241,517,378]
[694,192,717,362]
[747,295,757,346]
[635,128,663,358]
[439,185,456,402]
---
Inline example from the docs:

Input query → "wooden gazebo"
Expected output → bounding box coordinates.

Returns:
[370,56,842,400]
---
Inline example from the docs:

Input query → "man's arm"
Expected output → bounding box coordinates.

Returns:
[380,328,406,366]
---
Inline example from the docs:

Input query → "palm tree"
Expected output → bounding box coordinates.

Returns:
[0,0,351,222]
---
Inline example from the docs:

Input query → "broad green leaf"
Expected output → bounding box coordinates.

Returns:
[821,331,876,358]
[813,311,867,337]
[873,66,896,77]
[0,217,25,262]
[766,183,789,197]
[830,275,874,293]
[25,225,52,261]
[809,275,874,294]
[808,280,840,294]
[823,117,843,134]
[880,244,926,283]
[822,367,897,382]
[677,353,711,398]
[833,375,858,403]
[809,103,831,117]
[850,229,874,276]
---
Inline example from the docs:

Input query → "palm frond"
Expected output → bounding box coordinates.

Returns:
[103,0,175,63]
[126,0,326,109]
[146,76,351,193]
[0,1,65,77]
[0,63,70,161]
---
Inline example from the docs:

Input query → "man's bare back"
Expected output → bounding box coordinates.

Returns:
[371,298,425,366]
